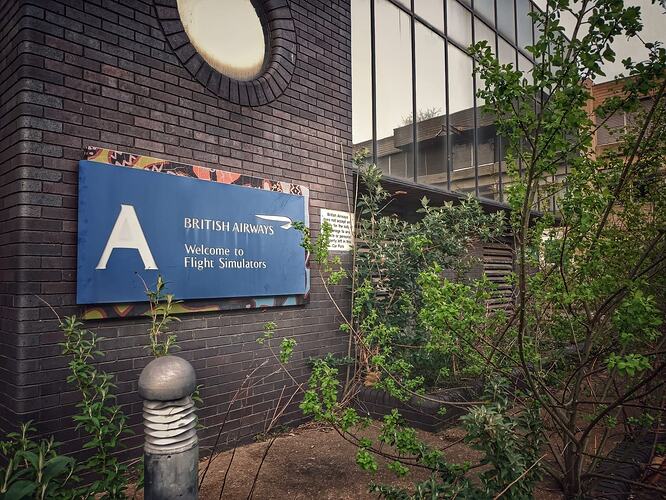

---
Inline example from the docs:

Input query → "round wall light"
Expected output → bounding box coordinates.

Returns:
[177,0,267,81]
[155,0,297,106]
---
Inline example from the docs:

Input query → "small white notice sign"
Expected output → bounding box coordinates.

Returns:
[320,209,354,252]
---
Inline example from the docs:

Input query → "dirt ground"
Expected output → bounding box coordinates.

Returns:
[183,422,564,500]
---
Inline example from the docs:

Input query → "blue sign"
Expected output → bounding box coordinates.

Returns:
[77,161,307,304]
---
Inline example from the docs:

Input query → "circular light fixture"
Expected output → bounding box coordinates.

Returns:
[176,0,267,81]
[155,0,297,106]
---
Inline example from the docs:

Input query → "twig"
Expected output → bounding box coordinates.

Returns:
[199,360,269,489]
[35,295,62,324]
[246,437,277,500]
[493,455,546,499]
[218,436,239,500]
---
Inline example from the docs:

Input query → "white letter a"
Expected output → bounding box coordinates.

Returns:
[96,204,158,270]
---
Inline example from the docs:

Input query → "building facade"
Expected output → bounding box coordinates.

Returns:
[0,0,352,456]
[352,0,537,203]
[0,0,548,459]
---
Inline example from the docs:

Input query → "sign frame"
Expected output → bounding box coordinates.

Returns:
[78,146,310,320]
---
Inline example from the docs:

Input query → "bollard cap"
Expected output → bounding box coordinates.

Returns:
[138,355,196,401]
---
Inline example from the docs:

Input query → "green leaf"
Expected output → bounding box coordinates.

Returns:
[3,480,37,500]
[356,449,378,473]
[16,451,38,471]
[43,455,74,482]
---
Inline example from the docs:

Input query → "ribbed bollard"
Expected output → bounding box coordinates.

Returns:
[138,356,198,500]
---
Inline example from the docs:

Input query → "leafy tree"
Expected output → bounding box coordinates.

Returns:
[469,0,666,496]
[300,1,665,498]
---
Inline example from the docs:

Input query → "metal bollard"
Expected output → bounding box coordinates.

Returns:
[138,355,198,499]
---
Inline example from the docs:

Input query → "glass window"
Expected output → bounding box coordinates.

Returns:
[534,7,545,46]
[497,134,509,201]
[476,121,496,167]
[596,111,625,145]
[497,0,516,43]
[447,0,472,48]
[476,28,502,201]
[477,125,499,200]
[474,17,496,56]
[177,0,266,81]
[415,23,447,187]
[352,0,373,157]
[627,97,654,127]
[474,19,495,108]
[375,0,414,180]
[518,52,533,85]
[350,0,544,203]
[448,44,475,194]
[474,0,494,25]
[498,37,516,67]
[516,0,533,51]
[415,0,444,32]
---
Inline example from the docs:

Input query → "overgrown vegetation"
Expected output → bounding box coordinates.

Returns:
[298,164,546,498]
[144,275,180,357]
[0,423,76,499]
[351,163,506,391]
[296,0,666,498]
[401,107,442,126]
[1,278,181,499]
[60,317,131,498]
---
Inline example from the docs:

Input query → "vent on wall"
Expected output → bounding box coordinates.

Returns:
[356,237,515,311]
[482,241,515,310]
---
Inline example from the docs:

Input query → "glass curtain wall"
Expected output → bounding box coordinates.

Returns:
[474,13,498,200]
[375,0,414,179]
[416,23,447,186]
[352,0,373,159]
[351,0,538,204]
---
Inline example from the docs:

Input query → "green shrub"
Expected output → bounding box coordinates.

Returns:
[0,422,76,500]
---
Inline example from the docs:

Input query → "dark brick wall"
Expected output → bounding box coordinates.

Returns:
[0,0,44,435]
[0,0,352,459]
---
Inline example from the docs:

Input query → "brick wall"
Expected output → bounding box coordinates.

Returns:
[0,0,352,459]
[0,0,34,436]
